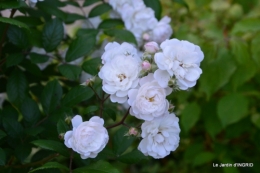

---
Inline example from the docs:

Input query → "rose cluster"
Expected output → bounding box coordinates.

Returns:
[97,39,204,158]
[108,0,173,46]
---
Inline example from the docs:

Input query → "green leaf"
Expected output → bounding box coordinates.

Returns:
[230,39,250,64]
[172,0,189,9]
[85,105,99,114]
[251,33,260,68]
[82,58,101,75]
[41,79,63,114]
[217,94,249,127]
[29,53,49,64]
[7,25,30,49]
[0,1,27,9]
[0,130,6,140]
[58,64,82,80]
[20,97,41,124]
[251,114,260,129]
[29,162,69,173]
[83,0,101,7]
[0,17,29,30]
[73,160,120,173]
[15,145,31,163]
[104,29,137,45]
[192,152,215,166]
[65,35,96,62]
[20,59,42,77]
[31,140,69,157]
[2,106,24,138]
[143,0,162,20]
[57,120,69,134]
[230,59,257,90]
[113,127,135,156]
[65,13,86,23]
[14,16,43,27]
[6,69,28,105]
[98,19,124,29]
[0,148,6,166]
[104,107,116,121]
[76,28,99,38]
[118,149,148,164]
[42,18,64,52]
[181,102,201,132]
[6,53,24,67]
[61,86,94,107]
[88,3,112,18]
[231,18,260,34]
[199,50,236,99]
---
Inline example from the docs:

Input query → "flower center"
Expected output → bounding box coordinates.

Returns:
[146,96,155,102]
[117,74,126,82]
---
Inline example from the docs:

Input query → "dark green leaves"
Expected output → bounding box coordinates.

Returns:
[7,25,29,49]
[73,160,120,173]
[0,130,6,140]
[0,17,29,30]
[143,0,162,20]
[82,58,101,75]
[6,53,24,67]
[217,94,249,127]
[118,150,148,164]
[251,33,260,67]
[98,19,124,29]
[231,18,260,34]
[61,86,94,107]
[0,148,6,166]
[58,64,82,80]
[65,35,96,62]
[88,3,112,18]
[199,51,236,98]
[29,162,69,173]
[6,69,28,105]
[41,80,63,114]
[29,53,49,64]
[1,106,24,138]
[181,102,201,132]
[20,98,41,124]
[42,18,64,52]
[31,140,69,157]
[113,127,135,156]
[104,29,137,45]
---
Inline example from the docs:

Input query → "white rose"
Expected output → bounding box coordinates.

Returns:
[109,0,145,15]
[154,39,204,90]
[101,42,139,64]
[64,115,109,159]
[128,73,172,121]
[99,54,141,103]
[150,16,173,44]
[138,112,180,159]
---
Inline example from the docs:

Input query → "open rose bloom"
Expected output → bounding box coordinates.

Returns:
[64,115,109,159]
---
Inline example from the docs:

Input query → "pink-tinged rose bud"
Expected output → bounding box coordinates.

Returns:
[142,61,151,71]
[142,33,150,41]
[65,116,72,124]
[144,41,159,54]
[129,127,138,136]
[80,77,95,86]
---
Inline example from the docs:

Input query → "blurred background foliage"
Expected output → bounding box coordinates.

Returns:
[0,0,260,172]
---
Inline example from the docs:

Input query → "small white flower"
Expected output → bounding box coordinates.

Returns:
[138,112,180,159]
[101,42,139,64]
[141,61,151,71]
[64,115,109,159]
[150,16,173,44]
[99,54,141,103]
[154,39,204,90]
[128,73,172,121]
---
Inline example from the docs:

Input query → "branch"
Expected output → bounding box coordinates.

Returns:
[106,107,131,129]
[89,85,102,101]
[69,149,74,173]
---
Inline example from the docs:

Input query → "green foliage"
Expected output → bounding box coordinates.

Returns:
[73,160,120,173]
[104,29,137,45]
[144,0,162,20]
[88,3,112,18]
[42,18,64,52]
[6,53,24,67]
[82,58,101,75]
[181,102,201,132]
[58,64,82,80]
[29,162,69,173]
